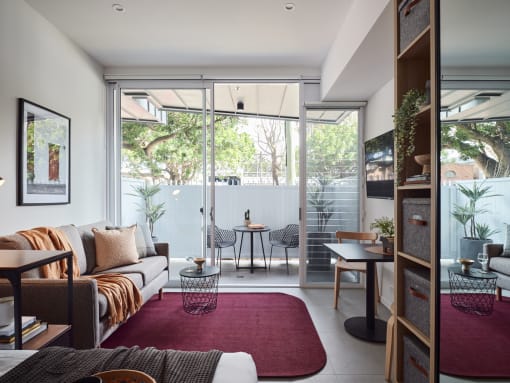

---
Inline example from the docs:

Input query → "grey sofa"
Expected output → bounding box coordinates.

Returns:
[484,243,510,299]
[0,221,169,349]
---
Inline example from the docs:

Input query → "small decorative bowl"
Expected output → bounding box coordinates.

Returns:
[93,369,156,383]
[193,257,206,272]
[458,258,474,272]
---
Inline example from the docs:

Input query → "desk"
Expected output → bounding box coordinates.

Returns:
[233,225,269,273]
[0,250,73,349]
[324,243,394,343]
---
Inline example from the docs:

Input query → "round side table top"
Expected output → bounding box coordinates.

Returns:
[179,265,219,278]
[448,265,497,279]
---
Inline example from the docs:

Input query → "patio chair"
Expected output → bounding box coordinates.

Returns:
[268,224,299,274]
[207,225,237,272]
[334,231,379,310]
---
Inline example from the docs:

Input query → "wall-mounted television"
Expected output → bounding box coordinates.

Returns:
[364,130,394,199]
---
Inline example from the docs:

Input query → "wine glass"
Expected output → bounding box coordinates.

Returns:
[477,252,489,272]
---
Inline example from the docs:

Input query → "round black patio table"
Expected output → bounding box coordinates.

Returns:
[233,225,270,273]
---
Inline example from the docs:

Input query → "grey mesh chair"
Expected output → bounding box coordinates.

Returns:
[268,224,299,274]
[207,225,237,272]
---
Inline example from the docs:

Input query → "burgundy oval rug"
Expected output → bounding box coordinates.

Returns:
[101,292,326,378]
[440,294,510,378]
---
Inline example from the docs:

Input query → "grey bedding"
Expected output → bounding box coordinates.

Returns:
[0,346,222,383]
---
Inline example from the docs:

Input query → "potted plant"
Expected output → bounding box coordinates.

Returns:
[129,183,166,240]
[451,181,500,265]
[370,216,395,253]
[393,88,426,184]
[307,177,334,270]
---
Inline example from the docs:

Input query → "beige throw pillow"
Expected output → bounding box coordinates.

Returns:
[92,226,140,272]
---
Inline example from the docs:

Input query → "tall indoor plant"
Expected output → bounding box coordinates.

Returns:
[451,181,500,264]
[130,183,166,239]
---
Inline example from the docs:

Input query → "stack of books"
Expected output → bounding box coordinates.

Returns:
[0,316,47,349]
[405,174,431,185]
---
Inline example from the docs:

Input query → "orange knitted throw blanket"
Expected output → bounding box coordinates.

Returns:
[18,227,142,325]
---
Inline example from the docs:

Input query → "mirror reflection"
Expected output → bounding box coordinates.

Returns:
[439,0,510,382]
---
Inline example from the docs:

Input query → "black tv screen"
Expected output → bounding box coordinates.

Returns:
[365,130,394,199]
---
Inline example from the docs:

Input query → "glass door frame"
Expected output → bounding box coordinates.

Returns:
[106,79,217,264]
[300,99,367,287]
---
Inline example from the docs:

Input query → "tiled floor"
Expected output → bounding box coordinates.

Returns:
[167,285,391,383]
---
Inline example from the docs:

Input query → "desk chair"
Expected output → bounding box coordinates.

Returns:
[207,225,237,272]
[333,231,379,309]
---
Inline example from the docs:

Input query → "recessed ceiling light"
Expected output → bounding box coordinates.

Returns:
[112,3,126,13]
[284,2,295,11]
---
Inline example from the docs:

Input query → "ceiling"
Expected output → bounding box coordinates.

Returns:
[25,0,353,68]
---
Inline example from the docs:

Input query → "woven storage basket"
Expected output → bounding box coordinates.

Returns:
[93,369,156,383]
[403,335,430,383]
[404,267,430,336]
[402,198,431,261]
[398,0,430,53]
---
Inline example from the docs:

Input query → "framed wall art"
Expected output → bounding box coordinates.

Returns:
[18,99,70,205]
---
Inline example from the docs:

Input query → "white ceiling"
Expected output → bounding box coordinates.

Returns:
[441,0,510,68]
[25,0,353,68]
[24,0,397,102]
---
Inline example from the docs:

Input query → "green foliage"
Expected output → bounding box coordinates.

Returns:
[122,112,255,184]
[451,181,500,239]
[393,89,426,183]
[370,216,395,237]
[441,120,510,178]
[307,114,358,179]
[128,184,166,235]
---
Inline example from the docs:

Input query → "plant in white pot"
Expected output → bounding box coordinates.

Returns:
[129,183,166,241]
[451,181,500,266]
[370,216,395,254]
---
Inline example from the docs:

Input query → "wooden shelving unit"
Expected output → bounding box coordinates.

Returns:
[393,0,437,382]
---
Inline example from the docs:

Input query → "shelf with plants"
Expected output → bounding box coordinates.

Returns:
[393,0,437,382]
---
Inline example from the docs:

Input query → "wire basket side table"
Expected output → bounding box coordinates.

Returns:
[179,266,220,315]
[448,266,498,316]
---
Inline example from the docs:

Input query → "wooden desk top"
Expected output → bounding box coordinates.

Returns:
[324,243,394,263]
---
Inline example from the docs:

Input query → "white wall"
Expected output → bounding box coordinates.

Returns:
[364,78,395,308]
[0,1,106,233]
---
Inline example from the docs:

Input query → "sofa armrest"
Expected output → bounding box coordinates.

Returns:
[484,243,504,259]
[154,242,168,257]
[0,278,100,349]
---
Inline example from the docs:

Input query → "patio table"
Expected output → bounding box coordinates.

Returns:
[233,225,269,273]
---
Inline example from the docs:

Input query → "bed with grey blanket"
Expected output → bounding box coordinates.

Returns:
[0,346,246,383]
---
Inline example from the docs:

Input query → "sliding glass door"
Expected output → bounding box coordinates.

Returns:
[304,107,362,285]
[110,83,212,279]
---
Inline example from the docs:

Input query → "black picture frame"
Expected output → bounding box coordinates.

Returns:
[17,99,70,205]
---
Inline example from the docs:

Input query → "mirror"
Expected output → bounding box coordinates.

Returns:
[439,0,510,381]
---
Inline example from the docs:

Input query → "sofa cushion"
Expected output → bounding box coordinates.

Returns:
[78,221,110,274]
[57,224,87,276]
[94,256,167,287]
[92,227,140,273]
[106,224,157,258]
[490,256,510,275]
[96,273,144,319]
[0,234,41,278]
